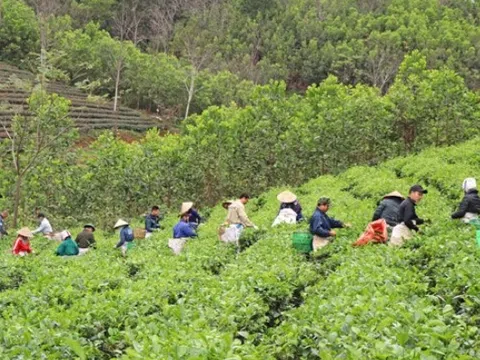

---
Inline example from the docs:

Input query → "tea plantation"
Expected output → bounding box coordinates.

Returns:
[0,138,479,359]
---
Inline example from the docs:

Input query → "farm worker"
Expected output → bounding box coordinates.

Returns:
[75,224,96,255]
[279,191,304,220]
[32,213,53,237]
[114,219,135,256]
[55,231,79,256]
[309,197,349,251]
[372,191,405,227]
[145,205,161,238]
[390,185,427,246]
[173,204,198,239]
[169,203,198,255]
[187,203,202,229]
[12,227,34,256]
[225,193,258,229]
[0,210,8,237]
[451,178,480,223]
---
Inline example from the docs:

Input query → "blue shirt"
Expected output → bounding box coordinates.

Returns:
[173,221,197,239]
[145,214,160,232]
[0,215,7,235]
[188,209,202,224]
[116,226,134,248]
[309,209,343,238]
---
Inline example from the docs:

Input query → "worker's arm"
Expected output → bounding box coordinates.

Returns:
[183,223,197,238]
[32,221,45,235]
[372,202,386,221]
[115,230,126,248]
[237,206,255,227]
[329,217,344,229]
[451,196,469,219]
[145,217,155,232]
[403,203,419,231]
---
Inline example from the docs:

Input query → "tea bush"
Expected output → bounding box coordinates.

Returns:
[0,138,479,358]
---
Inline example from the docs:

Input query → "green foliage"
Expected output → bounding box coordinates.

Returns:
[1,139,480,358]
[0,0,39,64]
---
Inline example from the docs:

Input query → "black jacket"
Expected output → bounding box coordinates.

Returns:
[451,189,480,219]
[372,197,402,227]
[398,197,424,231]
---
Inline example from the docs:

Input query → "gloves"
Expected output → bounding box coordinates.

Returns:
[253,225,259,230]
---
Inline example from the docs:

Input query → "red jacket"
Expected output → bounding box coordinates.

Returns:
[12,237,32,255]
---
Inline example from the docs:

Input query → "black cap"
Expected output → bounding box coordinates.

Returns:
[317,197,331,205]
[409,185,428,194]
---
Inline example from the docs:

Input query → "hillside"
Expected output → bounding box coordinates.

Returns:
[0,138,479,358]
[0,62,166,138]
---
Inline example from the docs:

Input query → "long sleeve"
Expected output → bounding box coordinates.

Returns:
[145,217,156,232]
[328,216,344,229]
[32,221,45,235]
[403,202,419,231]
[115,229,127,248]
[237,205,255,227]
[451,196,470,219]
[372,202,386,221]
[310,213,331,238]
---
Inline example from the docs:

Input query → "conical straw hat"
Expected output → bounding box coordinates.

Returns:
[114,219,129,229]
[17,227,33,238]
[277,190,297,203]
[383,191,405,200]
[179,202,194,216]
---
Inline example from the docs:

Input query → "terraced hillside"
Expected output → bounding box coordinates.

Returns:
[0,63,164,138]
[0,138,479,359]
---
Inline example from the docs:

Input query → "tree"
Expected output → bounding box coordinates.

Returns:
[1,85,77,226]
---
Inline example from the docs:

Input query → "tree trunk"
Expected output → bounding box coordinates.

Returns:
[184,72,195,120]
[13,174,23,228]
[113,59,122,136]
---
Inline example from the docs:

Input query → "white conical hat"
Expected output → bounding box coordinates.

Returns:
[383,191,405,200]
[179,202,194,216]
[277,190,297,203]
[17,227,33,238]
[114,219,129,229]
[463,178,477,192]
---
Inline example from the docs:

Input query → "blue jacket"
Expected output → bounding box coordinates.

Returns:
[0,215,7,235]
[173,221,197,239]
[280,200,304,221]
[145,214,160,232]
[188,209,202,224]
[116,226,134,248]
[309,208,343,238]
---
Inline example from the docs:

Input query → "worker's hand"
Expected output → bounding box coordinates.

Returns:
[253,225,259,230]
[329,230,337,237]
[424,219,432,224]
[344,223,352,228]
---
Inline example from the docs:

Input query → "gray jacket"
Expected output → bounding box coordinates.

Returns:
[372,197,402,227]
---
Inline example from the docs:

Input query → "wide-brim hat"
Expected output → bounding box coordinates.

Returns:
[277,190,297,203]
[114,219,129,229]
[17,227,33,238]
[222,200,234,209]
[179,202,194,216]
[383,191,405,200]
[84,224,96,231]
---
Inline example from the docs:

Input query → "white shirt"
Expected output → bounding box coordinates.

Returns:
[33,218,53,235]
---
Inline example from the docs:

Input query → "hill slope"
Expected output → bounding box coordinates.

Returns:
[0,62,166,138]
[0,138,479,358]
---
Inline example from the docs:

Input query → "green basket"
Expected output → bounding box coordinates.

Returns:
[292,231,313,253]
[468,219,480,247]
